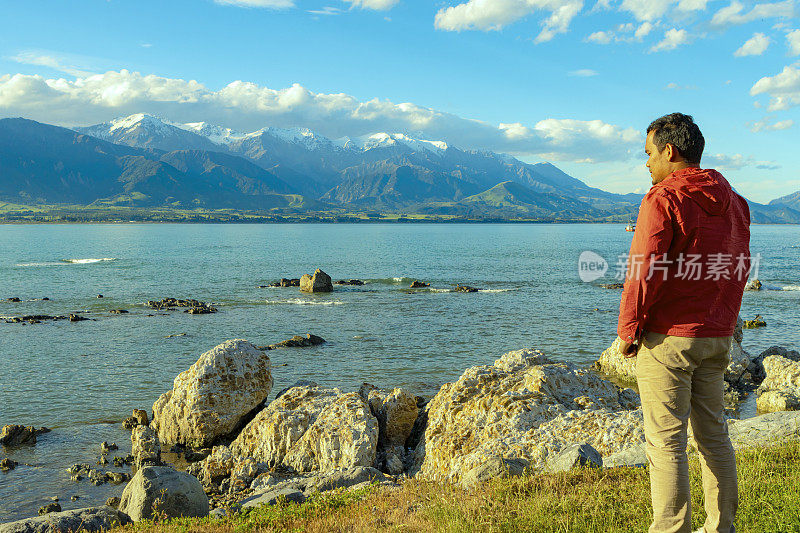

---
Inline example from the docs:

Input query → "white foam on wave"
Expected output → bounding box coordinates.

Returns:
[15,261,64,267]
[779,285,800,291]
[62,258,116,264]
[429,288,452,293]
[478,288,516,293]
[266,299,344,306]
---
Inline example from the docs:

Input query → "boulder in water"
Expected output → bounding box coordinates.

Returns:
[300,269,333,293]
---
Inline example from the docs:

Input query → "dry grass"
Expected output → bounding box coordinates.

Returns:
[114,441,800,533]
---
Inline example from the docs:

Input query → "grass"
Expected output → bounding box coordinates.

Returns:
[112,441,800,533]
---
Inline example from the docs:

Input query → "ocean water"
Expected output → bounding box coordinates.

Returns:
[1,223,798,521]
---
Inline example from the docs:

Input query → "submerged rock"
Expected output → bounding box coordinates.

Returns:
[409,280,430,288]
[38,503,61,515]
[454,284,479,293]
[265,334,326,350]
[300,269,333,293]
[119,466,208,522]
[146,298,216,314]
[0,458,18,471]
[410,348,643,483]
[335,279,365,286]
[0,425,50,446]
[151,339,273,448]
[269,278,300,287]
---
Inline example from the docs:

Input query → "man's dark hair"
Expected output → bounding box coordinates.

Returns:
[647,113,705,164]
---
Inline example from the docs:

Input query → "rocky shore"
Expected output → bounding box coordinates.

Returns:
[3,317,800,532]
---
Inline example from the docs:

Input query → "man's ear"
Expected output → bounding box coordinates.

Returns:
[665,143,681,162]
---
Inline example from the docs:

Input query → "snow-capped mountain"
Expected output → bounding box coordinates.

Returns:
[70,113,646,214]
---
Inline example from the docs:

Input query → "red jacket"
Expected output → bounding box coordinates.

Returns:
[618,167,751,341]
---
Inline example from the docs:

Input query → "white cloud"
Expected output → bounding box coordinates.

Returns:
[141,43,153,48]
[7,52,96,78]
[749,117,794,131]
[635,21,654,39]
[650,28,690,52]
[587,30,613,43]
[308,6,342,14]
[665,82,697,89]
[787,29,800,55]
[569,69,599,76]
[734,32,770,56]
[341,0,399,9]
[620,0,706,21]
[214,0,294,7]
[434,0,583,43]
[0,70,641,163]
[710,0,793,28]
[751,63,800,110]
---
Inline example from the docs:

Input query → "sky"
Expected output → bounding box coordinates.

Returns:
[0,0,799,203]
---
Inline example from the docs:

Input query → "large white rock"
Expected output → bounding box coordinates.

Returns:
[192,385,379,489]
[151,339,273,448]
[119,466,208,521]
[410,349,642,482]
[360,384,419,474]
[727,411,800,449]
[756,355,800,413]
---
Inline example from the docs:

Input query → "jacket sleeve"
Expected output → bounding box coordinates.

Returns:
[618,189,675,341]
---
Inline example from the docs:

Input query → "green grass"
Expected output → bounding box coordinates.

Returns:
[112,441,800,533]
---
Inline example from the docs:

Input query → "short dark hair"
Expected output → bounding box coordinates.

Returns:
[646,113,705,164]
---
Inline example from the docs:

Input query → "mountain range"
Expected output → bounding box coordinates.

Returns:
[0,113,798,222]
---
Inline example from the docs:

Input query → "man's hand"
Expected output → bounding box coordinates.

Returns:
[618,339,639,358]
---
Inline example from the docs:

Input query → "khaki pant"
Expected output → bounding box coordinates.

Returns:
[636,331,738,533]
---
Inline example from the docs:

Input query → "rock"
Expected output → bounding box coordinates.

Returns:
[6,297,21,302]
[359,384,419,474]
[241,487,307,508]
[146,298,216,314]
[38,503,61,515]
[603,446,647,468]
[742,314,766,328]
[100,441,118,453]
[266,334,326,350]
[410,348,644,482]
[133,409,149,426]
[335,279,365,286]
[592,337,636,383]
[152,339,273,448]
[409,281,429,288]
[269,278,301,287]
[113,455,134,468]
[727,411,800,450]
[756,355,800,412]
[747,346,800,384]
[209,507,227,518]
[97,456,108,466]
[69,314,88,322]
[0,458,17,471]
[0,425,50,446]
[304,466,390,493]
[545,443,603,473]
[70,495,79,501]
[462,457,529,487]
[745,279,762,291]
[0,506,131,533]
[194,385,379,491]
[300,269,333,293]
[599,283,624,289]
[757,390,800,412]
[734,316,744,344]
[454,284,479,293]
[97,294,104,298]
[105,497,121,509]
[122,417,139,430]
[183,447,212,463]
[110,309,129,314]
[131,426,161,470]
[119,465,209,522]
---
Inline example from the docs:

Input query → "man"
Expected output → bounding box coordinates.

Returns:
[617,113,750,533]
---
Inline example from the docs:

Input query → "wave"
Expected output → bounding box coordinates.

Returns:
[62,258,116,264]
[265,299,345,306]
[778,285,800,291]
[366,277,416,284]
[15,262,64,267]
[429,288,451,293]
[478,288,516,293]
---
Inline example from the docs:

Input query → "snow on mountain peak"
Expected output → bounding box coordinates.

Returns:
[179,121,246,145]
[333,132,448,153]
[107,113,172,133]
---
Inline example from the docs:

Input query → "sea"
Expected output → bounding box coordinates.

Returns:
[1,223,798,522]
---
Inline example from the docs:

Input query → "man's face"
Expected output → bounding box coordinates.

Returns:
[645,130,670,185]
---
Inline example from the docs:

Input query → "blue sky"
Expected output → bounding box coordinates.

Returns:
[1,0,799,202]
